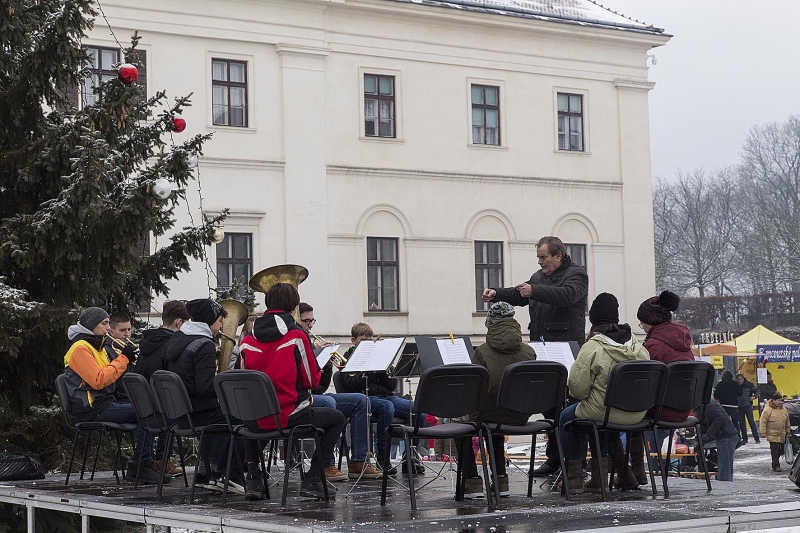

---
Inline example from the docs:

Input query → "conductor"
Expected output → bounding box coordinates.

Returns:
[482,235,588,476]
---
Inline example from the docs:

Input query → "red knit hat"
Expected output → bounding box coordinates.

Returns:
[637,290,680,326]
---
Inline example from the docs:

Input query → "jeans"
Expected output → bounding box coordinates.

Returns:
[716,434,738,481]
[738,405,760,442]
[558,403,608,461]
[177,407,231,473]
[373,395,426,451]
[92,401,147,465]
[327,393,369,462]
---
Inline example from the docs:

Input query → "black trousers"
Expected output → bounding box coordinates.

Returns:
[244,407,345,478]
[722,406,741,439]
[455,435,506,479]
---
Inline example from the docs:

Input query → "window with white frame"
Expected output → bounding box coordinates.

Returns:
[216,233,252,288]
[471,85,500,145]
[364,74,395,138]
[557,93,584,151]
[212,59,247,127]
[475,241,503,311]
[565,243,587,267]
[367,237,399,311]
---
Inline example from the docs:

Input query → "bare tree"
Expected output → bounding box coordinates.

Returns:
[652,176,678,291]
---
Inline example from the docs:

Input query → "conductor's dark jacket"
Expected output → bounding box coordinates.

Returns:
[492,256,589,344]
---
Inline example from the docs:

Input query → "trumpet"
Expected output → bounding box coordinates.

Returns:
[106,334,138,353]
[329,350,348,367]
[309,331,330,347]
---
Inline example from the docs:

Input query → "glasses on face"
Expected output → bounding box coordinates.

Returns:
[301,318,316,326]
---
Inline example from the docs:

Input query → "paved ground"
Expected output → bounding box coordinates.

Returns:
[2,438,799,532]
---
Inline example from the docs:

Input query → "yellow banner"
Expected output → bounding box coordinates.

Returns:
[711,355,724,369]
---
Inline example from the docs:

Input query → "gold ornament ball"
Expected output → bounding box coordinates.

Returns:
[210,228,225,244]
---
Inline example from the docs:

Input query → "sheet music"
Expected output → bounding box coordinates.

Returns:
[436,338,472,365]
[343,337,405,372]
[528,342,574,373]
[316,344,341,368]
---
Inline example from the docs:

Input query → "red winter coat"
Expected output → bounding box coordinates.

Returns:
[240,310,320,430]
[644,322,694,422]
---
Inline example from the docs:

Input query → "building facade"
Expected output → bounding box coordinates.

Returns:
[86,0,670,339]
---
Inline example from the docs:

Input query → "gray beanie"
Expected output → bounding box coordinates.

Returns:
[79,307,110,331]
[485,302,515,328]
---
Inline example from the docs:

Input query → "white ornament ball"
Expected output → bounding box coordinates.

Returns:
[187,154,198,169]
[151,178,172,200]
[210,228,225,244]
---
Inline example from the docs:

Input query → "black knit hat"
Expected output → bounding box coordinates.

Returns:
[186,298,224,327]
[79,307,109,331]
[637,290,680,326]
[589,293,619,326]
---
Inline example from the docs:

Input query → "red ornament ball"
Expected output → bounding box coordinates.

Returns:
[171,117,186,133]
[117,63,138,84]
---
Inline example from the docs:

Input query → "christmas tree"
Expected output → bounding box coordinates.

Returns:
[0,0,226,419]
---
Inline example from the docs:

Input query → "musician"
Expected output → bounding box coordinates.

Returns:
[482,235,588,477]
[62,307,161,484]
[102,312,137,401]
[298,303,387,480]
[135,300,192,477]
[165,299,231,485]
[239,283,346,500]
[340,323,426,476]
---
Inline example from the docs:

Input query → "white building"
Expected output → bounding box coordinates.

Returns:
[86,0,670,340]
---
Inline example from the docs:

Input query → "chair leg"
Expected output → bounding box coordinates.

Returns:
[314,434,330,502]
[405,433,417,511]
[695,424,712,491]
[644,432,658,496]
[591,426,607,501]
[189,433,205,504]
[527,434,536,498]
[622,433,632,492]
[258,440,270,500]
[482,428,500,509]
[455,437,465,501]
[380,432,392,506]
[134,431,147,489]
[89,430,102,480]
[65,430,81,486]
[607,434,616,494]
[115,432,126,479]
[102,428,120,485]
[79,431,92,480]
[281,438,294,509]
[553,429,570,501]
[653,429,669,498]
[221,433,235,504]
[176,436,189,487]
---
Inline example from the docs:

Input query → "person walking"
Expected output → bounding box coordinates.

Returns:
[713,371,742,445]
[736,373,761,444]
[759,392,791,472]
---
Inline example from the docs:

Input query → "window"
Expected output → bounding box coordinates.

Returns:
[565,243,586,268]
[557,93,584,151]
[475,241,503,311]
[367,237,399,311]
[216,233,252,288]
[212,59,248,127]
[471,85,500,145]
[364,74,395,137]
[77,46,146,108]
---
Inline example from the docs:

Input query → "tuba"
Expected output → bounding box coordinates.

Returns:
[249,264,309,319]
[217,299,248,372]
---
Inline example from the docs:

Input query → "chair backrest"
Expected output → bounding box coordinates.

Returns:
[122,373,161,422]
[604,360,668,414]
[414,365,489,421]
[55,374,73,416]
[213,370,281,428]
[150,370,194,422]
[332,370,345,394]
[496,361,567,417]
[661,361,715,413]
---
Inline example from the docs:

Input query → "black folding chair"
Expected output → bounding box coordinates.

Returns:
[214,370,329,507]
[563,360,668,501]
[489,361,570,499]
[149,370,232,503]
[380,365,493,511]
[122,373,188,492]
[655,361,715,497]
[55,375,136,486]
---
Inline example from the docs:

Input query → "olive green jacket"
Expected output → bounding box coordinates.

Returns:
[569,332,650,425]
[470,317,537,425]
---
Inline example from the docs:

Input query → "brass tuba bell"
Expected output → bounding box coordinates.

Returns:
[248,264,309,294]
[217,299,248,372]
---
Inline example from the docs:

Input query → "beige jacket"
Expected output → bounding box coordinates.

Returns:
[759,402,790,443]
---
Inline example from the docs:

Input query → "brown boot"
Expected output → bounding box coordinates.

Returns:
[629,435,648,486]
[559,460,584,494]
[583,458,607,493]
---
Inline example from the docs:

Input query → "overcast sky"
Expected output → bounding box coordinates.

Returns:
[604,0,800,181]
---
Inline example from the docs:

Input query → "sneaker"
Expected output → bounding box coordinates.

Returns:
[463,477,485,499]
[347,461,382,479]
[125,460,166,485]
[154,459,183,476]
[531,461,559,477]
[400,458,425,476]
[245,473,264,501]
[490,474,510,497]
[300,479,335,500]
[375,452,398,476]
[323,465,348,481]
